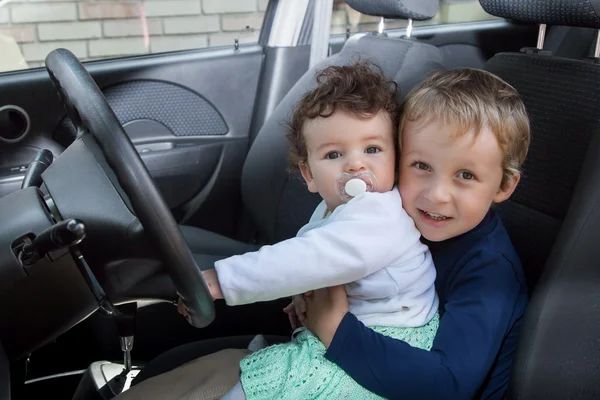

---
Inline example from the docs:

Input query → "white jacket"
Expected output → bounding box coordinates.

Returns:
[214,188,439,327]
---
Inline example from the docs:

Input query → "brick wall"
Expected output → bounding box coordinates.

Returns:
[0,0,268,69]
[0,0,492,72]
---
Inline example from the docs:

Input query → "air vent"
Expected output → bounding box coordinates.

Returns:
[0,105,30,143]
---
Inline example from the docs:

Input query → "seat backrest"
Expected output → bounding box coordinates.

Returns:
[485,51,600,289]
[241,0,444,244]
[479,0,600,398]
[545,26,598,59]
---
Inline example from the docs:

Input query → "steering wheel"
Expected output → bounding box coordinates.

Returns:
[44,48,215,328]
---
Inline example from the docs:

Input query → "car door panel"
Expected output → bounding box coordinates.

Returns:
[138,142,222,209]
[0,45,263,237]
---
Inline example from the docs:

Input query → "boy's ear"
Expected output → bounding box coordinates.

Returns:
[299,162,318,193]
[493,173,520,204]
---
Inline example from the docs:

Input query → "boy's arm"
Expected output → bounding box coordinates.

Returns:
[214,192,422,306]
[316,253,525,400]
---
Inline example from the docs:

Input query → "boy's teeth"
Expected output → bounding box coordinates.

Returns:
[423,211,448,220]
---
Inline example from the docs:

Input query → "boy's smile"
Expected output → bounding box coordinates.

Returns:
[399,120,519,242]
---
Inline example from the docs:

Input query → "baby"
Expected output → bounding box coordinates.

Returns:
[185,61,439,399]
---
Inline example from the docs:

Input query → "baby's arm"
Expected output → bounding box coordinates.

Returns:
[214,191,421,306]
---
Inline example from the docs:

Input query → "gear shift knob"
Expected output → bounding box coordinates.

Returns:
[114,303,137,373]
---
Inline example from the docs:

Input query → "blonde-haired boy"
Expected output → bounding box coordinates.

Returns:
[306,68,531,400]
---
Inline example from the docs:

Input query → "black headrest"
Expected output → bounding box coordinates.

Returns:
[480,0,600,29]
[346,0,438,21]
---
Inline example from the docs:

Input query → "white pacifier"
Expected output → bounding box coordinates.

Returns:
[335,171,378,203]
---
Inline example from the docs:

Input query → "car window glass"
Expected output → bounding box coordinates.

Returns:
[0,0,266,73]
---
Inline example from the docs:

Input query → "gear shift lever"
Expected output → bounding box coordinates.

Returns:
[63,241,140,398]
[114,303,137,373]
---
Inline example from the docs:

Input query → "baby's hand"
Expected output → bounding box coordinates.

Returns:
[201,269,224,300]
[177,296,189,317]
[283,292,313,329]
[176,296,195,326]
[283,301,299,330]
[176,269,222,326]
[294,292,313,325]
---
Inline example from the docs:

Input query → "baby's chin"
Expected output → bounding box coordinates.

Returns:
[321,198,343,213]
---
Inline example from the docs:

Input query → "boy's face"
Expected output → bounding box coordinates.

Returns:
[398,120,519,242]
[299,110,396,211]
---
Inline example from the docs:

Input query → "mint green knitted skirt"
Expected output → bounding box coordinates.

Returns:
[240,313,439,400]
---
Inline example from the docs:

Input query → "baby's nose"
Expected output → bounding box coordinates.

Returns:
[345,155,366,172]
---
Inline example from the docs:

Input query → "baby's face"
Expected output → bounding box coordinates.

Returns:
[398,119,517,242]
[299,110,396,211]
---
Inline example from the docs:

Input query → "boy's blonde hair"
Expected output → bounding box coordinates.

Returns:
[399,68,530,190]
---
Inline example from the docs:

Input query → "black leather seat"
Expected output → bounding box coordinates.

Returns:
[179,0,445,269]
[478,0,600,398]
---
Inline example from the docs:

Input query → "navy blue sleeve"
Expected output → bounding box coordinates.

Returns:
[325,252,523,399]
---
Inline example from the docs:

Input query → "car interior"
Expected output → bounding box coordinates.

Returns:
[0,0,599,399]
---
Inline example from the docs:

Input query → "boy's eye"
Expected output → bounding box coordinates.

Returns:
[412,161,431,171]
[325,151,341,160]
[458,171,475,180]
[366,146,381,154]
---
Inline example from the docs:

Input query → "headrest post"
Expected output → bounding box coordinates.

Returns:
[406,18,413,38]
[594,30,600,58]
[378,17,385,34]
[536,23,547,49]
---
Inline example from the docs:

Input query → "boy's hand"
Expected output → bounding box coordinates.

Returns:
[305,285,348,349]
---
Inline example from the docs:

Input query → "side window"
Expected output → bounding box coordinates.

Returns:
[331,0,498,35]
[0,0,267,73]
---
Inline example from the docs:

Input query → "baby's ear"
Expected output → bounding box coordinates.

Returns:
[494,173,520,204]
[299,162,318,193]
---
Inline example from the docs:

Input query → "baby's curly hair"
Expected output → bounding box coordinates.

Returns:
[286,61,399,170]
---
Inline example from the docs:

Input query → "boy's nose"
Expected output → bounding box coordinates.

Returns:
[425,181,452,204]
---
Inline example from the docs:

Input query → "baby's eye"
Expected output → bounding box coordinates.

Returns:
[366,146,381,154]
[325,151,341,160]
[458,171,475,180]
[412,161,431,171]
